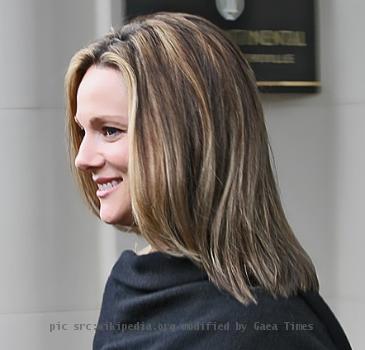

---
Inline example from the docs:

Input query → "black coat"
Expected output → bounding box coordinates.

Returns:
[93,250,351,350]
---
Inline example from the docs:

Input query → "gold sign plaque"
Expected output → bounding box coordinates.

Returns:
[125,0,319,93]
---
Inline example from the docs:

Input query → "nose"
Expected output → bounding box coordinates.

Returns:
[75,136,104,171]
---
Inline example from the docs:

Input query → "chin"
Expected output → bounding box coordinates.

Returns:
[100,209,133,226]
[100,216,117,225]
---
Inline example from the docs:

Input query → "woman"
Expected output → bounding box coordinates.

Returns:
[65,12,351,350]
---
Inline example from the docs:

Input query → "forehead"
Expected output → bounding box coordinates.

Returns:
[76,65,129,122]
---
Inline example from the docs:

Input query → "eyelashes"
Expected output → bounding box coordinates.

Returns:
[76,124,125,140]
[78,127,85,138]
[102,127,122,137]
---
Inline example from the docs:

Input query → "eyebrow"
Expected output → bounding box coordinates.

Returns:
[74,115,127,128]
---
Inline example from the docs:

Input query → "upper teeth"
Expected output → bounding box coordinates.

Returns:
[98,180,121,191]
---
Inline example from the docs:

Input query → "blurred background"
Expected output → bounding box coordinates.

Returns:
[0,0,362,348]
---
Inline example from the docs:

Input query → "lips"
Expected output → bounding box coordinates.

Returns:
[93,177,123,198]
[93,176,123,185]
[97,179,122,191]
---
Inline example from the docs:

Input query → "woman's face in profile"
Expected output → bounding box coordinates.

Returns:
[74,65,132,225]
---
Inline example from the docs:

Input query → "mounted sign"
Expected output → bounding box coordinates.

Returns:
[124,0,319,93]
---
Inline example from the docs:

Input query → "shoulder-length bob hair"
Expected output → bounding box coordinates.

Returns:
[65,12,319,304]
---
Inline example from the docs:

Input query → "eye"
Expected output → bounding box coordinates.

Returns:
[102,126,122,137]
[77,126,85,138]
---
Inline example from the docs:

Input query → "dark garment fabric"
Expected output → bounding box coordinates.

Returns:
[93,249,352,350]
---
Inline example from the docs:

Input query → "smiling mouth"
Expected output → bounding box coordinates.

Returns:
[97,179,122,191]
[96,178,123,198]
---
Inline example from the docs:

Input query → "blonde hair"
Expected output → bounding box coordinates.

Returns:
[65,12,319,304]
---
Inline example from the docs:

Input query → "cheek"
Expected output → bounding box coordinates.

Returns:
[110,143,129,171]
